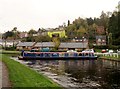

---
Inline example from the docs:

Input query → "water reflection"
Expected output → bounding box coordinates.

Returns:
[37,59,120,89]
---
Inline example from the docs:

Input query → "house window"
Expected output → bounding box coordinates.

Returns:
[52,34,59,37]
[98,38,101,42]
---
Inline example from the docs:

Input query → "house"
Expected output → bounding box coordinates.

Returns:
[19,32,28,38]
[96,26,105,35]
[17,42,88,51]
[1,39,19,47]
[59,42,88,51]
[96,35,106,45]
[34,42,88,51]
[33,42,54,50]
[72,37,88,43]
[16,42,36,50]
[47,30,67,38]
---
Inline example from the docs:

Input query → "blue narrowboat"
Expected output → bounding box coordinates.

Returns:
[18,49,98,60]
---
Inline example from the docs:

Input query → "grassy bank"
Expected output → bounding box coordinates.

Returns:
[1,50,20,54]
[100,55,120,61]
[1,54,61,88]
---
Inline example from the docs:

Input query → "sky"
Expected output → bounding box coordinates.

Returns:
[0,0,119,33]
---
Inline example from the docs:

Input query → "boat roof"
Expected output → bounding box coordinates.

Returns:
[17,42,35,46]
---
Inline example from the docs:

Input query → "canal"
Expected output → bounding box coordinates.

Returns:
[11,57,120,89]
[32,59,120,89]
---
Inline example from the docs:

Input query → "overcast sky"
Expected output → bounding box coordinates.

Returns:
[0,0,119,33]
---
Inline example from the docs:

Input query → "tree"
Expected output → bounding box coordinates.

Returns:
[86,17,94,25]
[28,29,37,42]
[68,20,70,26]
[76,26,87,38]
[88,23,97,40]
[28,29,37,35]
[52,37,60,50]
[3,31,12,38]
[38,28,41,32]
[35,35,51,42]
[65,17,88,39]
[12,27,20,39]
[11,27,20,47]
[108,33,112,45]
[12,27,17,32]
[100,11,109,30]
[108,11,120,45]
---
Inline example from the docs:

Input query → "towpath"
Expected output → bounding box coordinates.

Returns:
[0,61,11,88]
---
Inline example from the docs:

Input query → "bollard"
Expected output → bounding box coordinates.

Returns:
[110,54,112,57]
[117,54,119,58]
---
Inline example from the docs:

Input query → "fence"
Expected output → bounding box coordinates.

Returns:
[95,52,120,58]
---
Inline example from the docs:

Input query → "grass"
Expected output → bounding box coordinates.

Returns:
[100,55,120,60]
[1,50,21,54]
[95,49,102,52]
[1,54,62,88]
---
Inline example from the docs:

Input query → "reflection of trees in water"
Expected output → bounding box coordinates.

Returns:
[100,68,120,89]
[65,60,98,82]
[64,60,120,88]
[97,59,120,88]
[38,60,120,88]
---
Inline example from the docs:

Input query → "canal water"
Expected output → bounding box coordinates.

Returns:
[11,57,120,89]
[33,59,120,89]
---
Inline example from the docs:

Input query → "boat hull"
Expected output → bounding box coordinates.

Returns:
[18,56,98,60]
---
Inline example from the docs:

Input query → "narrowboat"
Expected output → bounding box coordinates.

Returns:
[18,49,98,60]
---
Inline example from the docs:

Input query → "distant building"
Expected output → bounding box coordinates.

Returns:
[33,34,38,36]
[37,28,49,36]
[72,37,88,43]
[16,42,88,51]
[37,31,47,36]
[96,35,106,45]
[33,42,54,50]
[16,42,36,50]
[1,39,19,47]
[47,30,67,38]
[59,42,88,51]
[96,26,105,35]
[19,32,28,38]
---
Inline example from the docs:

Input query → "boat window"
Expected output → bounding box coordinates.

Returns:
[69,53,73,56]
[86,53,89,56]
[82,53,84,56]
[89,53,91,56]
[30,49,39,52]
[64,53,68,57]
[36,54,40,56]
[74,53,78,56]
[91,53,94,56]
[40,53,44,57]
[27,53,35,56]
[52,53,59,57]
[44,53,51,57]
[79,53,82,56]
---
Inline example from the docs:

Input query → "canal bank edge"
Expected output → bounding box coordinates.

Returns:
[1,54,62,88]
[0,61,12,88]
[99,56,120,62]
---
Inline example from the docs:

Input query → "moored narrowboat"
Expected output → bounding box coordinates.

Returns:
[18,49,98,60]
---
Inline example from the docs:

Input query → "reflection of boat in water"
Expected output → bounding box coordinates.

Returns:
[18,49,98,60]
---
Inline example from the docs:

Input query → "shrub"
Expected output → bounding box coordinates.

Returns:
[3,46,16,50]
[94,45,108,49]
[108,45,119,50]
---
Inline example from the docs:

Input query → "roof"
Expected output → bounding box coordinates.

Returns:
[17,42,88,48]
[35,42,88,48]
[17,42,35,47]
[34,42,54,47]
[96,35,106,39]
[59,42,88,48]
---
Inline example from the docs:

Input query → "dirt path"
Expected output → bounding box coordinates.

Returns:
[0,61,11,88]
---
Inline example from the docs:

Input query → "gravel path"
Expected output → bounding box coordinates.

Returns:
[0,61,11,88]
